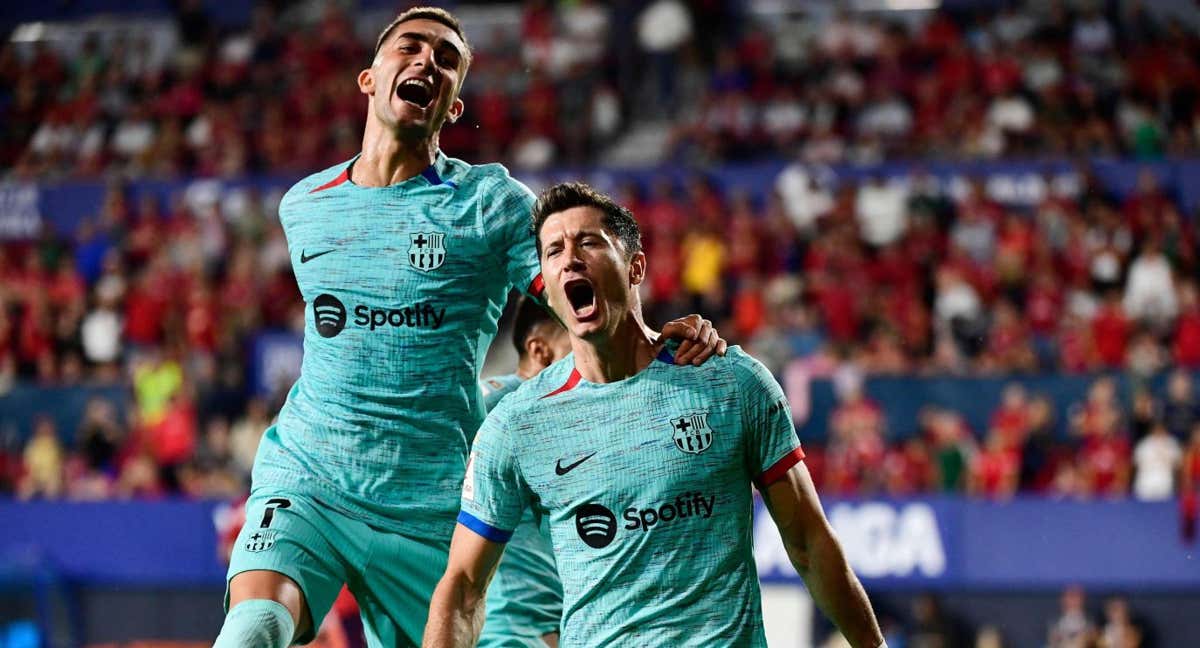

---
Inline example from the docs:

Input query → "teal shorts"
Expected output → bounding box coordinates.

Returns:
[226,490,450,646]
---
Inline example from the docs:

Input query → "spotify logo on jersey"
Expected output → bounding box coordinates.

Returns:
[575,503,617,549]
[313,294,347,338]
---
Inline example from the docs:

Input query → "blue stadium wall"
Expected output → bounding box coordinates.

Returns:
[3,498,1198,646]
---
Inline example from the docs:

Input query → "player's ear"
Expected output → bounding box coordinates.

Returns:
[358,68,375,96]
[447,97,465,124]
[525,336,550,368]
[628,251,646,287]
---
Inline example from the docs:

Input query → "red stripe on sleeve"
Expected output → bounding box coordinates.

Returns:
[309,168,350,193]
[540,368,581,399]
[755,447,806,489]
[528,273,545,297]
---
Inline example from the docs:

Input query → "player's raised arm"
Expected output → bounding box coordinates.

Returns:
[761,464,884,648]
[423,524,507,648]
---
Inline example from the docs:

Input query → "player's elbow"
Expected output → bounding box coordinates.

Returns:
[780,522,820,575]
[793,523,848,575]
[439,567,489,612]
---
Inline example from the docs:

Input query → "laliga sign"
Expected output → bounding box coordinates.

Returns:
[755,501,946,581]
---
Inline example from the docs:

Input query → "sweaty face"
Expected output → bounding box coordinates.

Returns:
[539,207,642,341]
[364,19,466,137]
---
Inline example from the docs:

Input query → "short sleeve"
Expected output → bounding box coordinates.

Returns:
[731,349,805,488]
[483,176,543,298]
[478,378,509,413]
[458,407,531,542]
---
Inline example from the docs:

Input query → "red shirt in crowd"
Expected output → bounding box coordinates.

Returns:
[1025,278,1063,336]
[1092,303,1130,367]
[1175,308,1200,367]
[990,405,1030,449]
[125,284,169,345]
[149,399,197,467]
[971,446,1019,498]
[1080,434,1131,497]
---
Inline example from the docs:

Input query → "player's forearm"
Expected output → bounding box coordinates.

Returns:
[422,573,487,648]
[789,530,883,648]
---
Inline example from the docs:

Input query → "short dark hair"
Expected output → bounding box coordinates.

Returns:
[510,296,562,356]
[532,182,643,259]
[373,6,473,69]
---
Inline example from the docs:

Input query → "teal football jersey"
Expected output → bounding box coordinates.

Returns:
[480,373,526,413]
[476,374,564,646]
[252,152,542,541]
[460,347,805,647]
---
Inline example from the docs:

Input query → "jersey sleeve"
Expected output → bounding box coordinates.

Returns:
[458,406,531,542]
[731,349,805,489]
[479,378,507,413]
[483,176,543,298]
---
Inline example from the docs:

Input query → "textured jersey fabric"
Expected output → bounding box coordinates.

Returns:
[251,151,541,542]
[477,373,565,646]
[460,347,804,647]
[480,373,527,413]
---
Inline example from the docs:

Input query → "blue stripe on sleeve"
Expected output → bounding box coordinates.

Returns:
[457,510,514,543]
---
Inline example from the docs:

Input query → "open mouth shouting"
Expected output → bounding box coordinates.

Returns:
[564,278,597,322]
[396,77,435,109]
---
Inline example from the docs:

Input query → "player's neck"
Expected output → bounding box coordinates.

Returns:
[572,312,657,384]
[352,125,440,187]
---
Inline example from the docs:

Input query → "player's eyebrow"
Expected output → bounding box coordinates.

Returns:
[393,31,463,62]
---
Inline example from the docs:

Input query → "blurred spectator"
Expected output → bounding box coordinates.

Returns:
[1092,293,1131,369]
[75,396,122,473]
[1128,389,1159,444]
[1132,423,1181,501]
[185,417,242,498]
[855,176,908,248]
[927,408,973,493]
[882,437,934,496]
[1100,597,1142,648]
[117,449,162,498]
[825,368,885,494]
[1162,369,1200,441]
[132,349,183,428]
[1020,395,1063,492]
[146,390,197,491]
[18,416,63,499]
[1048,586,1096,648]
[1078,414,1132,499]
[968,429,1019,500]
[1173,282,1200,367]
[230,396,269,479]
[974,625,1004,648]
[80,285,122,367]
[908,593,965,648]
[1123,239,1177,330]
[1180,423,1200,505]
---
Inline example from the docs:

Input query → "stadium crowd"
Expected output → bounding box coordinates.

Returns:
[2,4,1200,506]
[3,159,1200,506]
[4,2,1200,176]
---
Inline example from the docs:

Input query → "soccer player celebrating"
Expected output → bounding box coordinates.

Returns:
[215,9,722,648]
[477,297,570,647]
[425,183,884,648]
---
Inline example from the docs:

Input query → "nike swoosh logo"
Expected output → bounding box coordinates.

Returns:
[300,249,335,263]
[555,452,596,476]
